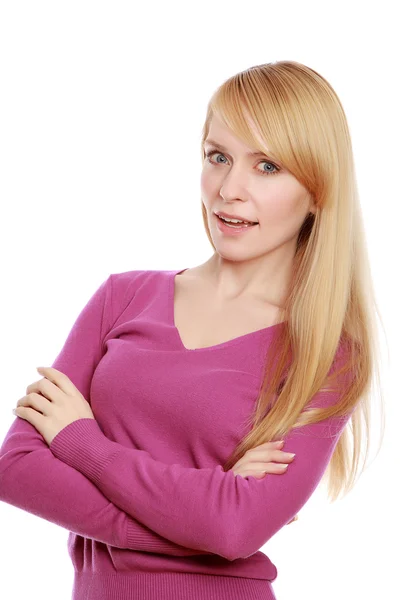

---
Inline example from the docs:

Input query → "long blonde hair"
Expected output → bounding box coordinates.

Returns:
[200,60,387,502]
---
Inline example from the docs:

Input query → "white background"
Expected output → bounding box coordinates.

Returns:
[0,1,398,599]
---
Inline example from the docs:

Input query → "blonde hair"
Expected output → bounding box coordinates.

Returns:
[200,60,387,502]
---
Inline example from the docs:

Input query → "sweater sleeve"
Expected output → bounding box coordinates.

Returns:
[0,274,211,558]
[48,388,354,562]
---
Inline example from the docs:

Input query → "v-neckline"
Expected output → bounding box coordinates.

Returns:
[169,268,284,352]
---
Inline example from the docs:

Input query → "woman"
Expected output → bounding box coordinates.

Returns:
[0,60,385,600]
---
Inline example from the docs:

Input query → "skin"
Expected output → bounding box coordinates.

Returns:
[198,114,316,308]
[13,367,96,446]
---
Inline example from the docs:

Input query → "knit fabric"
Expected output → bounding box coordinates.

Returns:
[0,268,353,600]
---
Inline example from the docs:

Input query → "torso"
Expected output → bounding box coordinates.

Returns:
[173,267,283,350]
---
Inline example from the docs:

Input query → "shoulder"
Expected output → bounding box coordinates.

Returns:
[109,268,171,297]
[107,268,172,317]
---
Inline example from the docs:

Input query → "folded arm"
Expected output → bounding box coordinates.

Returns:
[0,416,213,556]
[49,404,352,561]
[1,271,353,562]
[0,274,211,557]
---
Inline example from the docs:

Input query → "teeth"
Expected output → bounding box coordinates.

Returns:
[219,215,252,224]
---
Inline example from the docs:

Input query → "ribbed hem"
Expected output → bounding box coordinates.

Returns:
[49,418,122,484]
[72,571,277,600]
[126,520,205,555]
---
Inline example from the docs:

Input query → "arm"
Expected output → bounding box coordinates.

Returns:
[0,420,212,557]
[0,274,211,557]
[49,397,353,561]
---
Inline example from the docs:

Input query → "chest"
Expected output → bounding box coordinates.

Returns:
[173,275,281,350]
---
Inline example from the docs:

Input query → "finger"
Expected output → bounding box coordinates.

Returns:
[25,378,43,394]
[26,377,63,404]
[238,463,290,477]
[249,449,294,464]
[26,378,47,395]
[255,462,290,473]
[37,367,81,398]
[272,449,295,463]
[17,392,52,415]
[14,403,47,429]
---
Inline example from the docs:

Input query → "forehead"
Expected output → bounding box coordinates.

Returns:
[205,115,272,157]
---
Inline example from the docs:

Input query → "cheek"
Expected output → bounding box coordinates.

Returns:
[257,192,289,223]
[263,182,308,219]
[200,169,218,203]
[200,167,212,188]
[256,197,308,237]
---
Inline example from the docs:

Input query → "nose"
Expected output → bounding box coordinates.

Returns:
[219,166,250,202]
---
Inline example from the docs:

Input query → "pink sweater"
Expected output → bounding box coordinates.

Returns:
[0,268,353,600]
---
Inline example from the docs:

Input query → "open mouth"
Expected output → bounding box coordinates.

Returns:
[215,213,259,228]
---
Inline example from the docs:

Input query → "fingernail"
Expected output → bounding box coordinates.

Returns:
[275,440,284,447]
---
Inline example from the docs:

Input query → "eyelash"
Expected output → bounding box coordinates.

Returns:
[204,150,281,176]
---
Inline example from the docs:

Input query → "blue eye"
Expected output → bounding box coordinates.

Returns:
[204,150,280,176]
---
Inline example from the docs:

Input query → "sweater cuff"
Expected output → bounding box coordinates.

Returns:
[49,418,122,485]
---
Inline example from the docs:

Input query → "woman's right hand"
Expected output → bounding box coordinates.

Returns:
[230,440,298,525]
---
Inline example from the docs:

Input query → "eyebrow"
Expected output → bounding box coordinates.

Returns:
[203,138,274,159]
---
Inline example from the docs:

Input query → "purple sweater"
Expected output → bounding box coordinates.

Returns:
[0,268,353,600]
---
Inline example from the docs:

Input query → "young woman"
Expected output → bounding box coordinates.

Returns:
[0,60,385,600]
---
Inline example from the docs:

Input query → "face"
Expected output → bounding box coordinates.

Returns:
[201,115,315,261]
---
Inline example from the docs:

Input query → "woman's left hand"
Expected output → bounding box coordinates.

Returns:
[13,366,96,446]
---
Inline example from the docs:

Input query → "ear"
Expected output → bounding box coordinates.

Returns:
[308,194,317,216]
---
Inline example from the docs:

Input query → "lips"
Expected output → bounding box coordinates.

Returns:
[215,211,258,224]
[214,213,259,232]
